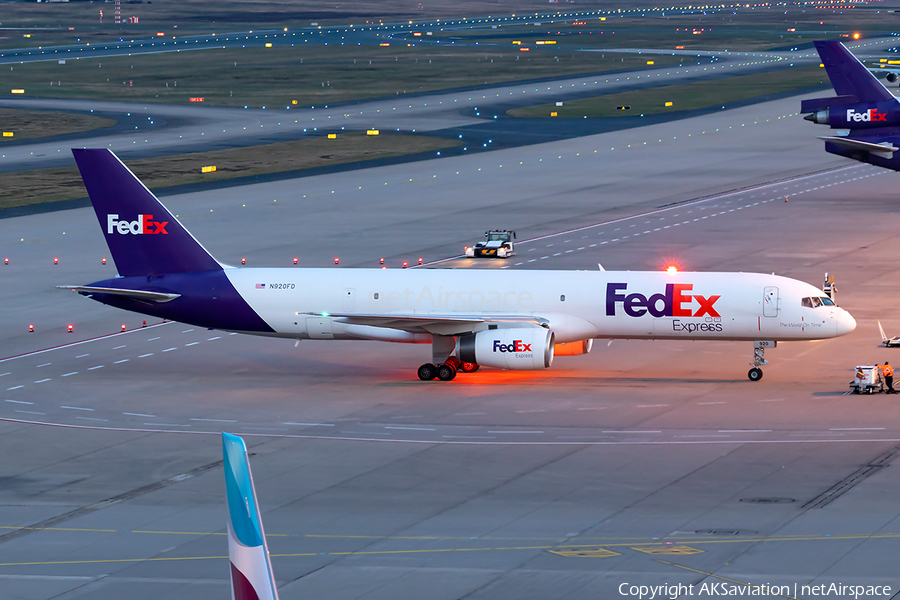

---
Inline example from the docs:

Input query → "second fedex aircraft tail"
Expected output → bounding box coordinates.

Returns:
[72,149,222,277]
[223,432,280,600]
[803,41,899,126]
[803,41,900,171]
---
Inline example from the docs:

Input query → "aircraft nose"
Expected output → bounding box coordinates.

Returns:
[836,309,857,336]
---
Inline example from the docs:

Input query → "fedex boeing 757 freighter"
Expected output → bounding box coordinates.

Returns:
[69,149,856,382]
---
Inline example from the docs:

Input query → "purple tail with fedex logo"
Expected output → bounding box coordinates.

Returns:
[223,432,280,600]
[802,41,900,172]
[72,149,221,277]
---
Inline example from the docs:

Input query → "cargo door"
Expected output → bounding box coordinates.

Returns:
[763,286,779,317]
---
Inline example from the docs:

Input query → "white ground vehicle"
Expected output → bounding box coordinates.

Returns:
[850,365,882,394]
[465,230,516,258]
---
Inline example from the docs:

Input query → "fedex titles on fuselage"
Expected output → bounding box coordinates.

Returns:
[107,213,169,235]
[607,282,724,332]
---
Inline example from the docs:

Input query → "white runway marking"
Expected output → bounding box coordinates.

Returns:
[4,399,32,405]
[61,406,94,411]
[61,372,78,377]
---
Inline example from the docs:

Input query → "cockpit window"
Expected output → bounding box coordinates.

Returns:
[801,296,835,308]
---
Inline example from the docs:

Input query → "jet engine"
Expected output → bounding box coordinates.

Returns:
[457,328,555,370]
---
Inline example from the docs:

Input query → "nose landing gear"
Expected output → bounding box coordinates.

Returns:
[748,340,776,381]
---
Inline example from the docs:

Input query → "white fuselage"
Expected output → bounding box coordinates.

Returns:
[224,268,855,344]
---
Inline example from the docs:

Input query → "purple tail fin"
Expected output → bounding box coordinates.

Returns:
[72,149,222,277]
[815,40,894,102]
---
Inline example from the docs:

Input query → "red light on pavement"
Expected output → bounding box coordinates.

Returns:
[293,257,298,264]
[418,257,423,265]
[29,324,34,332]
[402,261,408,268]
[334,257,340,265]
[4,258,7,265]
[142,320,147,327]
[241,257,246,264]
[102,257,107,264]
[121,324,127,331]
[54,257,59,264]
[67,324,73,333]
[380,258,384,264]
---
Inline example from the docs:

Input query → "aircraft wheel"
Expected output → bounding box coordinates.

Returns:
[444,356,461,370]
[436,363,457,381]
[417,363,437,381]
[460,361,480,373]
[748,368,763,382]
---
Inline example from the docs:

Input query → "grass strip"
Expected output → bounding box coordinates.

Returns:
[0,108,116,141]
[507,65,829,118]
[0,132,460,210]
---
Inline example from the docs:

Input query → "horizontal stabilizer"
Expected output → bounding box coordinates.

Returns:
[64,286,182,303]
[819,136,898,159]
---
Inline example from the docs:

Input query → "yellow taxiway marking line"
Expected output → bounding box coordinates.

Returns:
[657,560,799,600]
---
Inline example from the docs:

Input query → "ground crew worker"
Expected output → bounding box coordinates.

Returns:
[884,362,894,394]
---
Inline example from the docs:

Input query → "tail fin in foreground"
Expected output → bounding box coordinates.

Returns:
[814,40,894,103]
[72,149,221,277]
[878,320,889,344]
[223,432,279,600]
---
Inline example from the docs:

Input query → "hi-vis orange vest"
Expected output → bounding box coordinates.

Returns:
[884,364,894,377]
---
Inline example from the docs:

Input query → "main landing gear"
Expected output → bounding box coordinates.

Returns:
[748,340,776,381]
[418,357,480,381]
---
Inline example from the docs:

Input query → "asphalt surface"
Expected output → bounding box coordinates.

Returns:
[3,87,900,599]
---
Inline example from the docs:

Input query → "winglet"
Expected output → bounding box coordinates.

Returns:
[72,149,222,277]
[223,432,279,600]
[878,319,889,344]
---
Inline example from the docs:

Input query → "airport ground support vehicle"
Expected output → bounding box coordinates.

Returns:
[465,230,516,258]
[68,149,857,382]
[851,365,882,394]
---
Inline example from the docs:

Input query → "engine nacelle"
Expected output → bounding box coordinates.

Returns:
[458,328,555,370]
[554,339,593,356]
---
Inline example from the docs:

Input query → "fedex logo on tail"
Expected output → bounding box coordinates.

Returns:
[494,340,532,353]
[606,283,720,318]
[846,108,888,123]
[107,214,168,235]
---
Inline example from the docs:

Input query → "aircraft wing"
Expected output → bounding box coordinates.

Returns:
[308,312,549,335]
[64,286,182,303]
[819,136,899,159]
